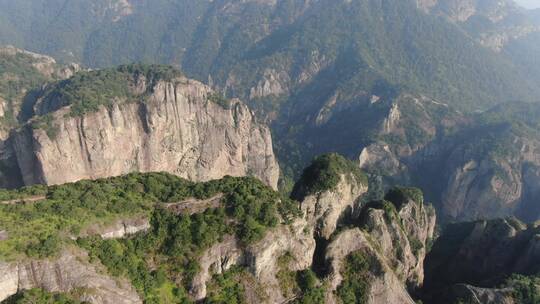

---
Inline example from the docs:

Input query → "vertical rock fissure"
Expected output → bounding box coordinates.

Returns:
[311,236,329,278]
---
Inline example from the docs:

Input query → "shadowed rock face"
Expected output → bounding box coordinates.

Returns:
[9,74,279,189]
[427,284,515,304]
[423,218,540,303]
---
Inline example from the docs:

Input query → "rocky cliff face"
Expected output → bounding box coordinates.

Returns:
[188,156,369,302]
[421,217,540,303]
[0,248,141,304]
[8,69,279,189]
[185,164,434,304]
[81,217,151,240]
[301,173,368,240]
[0,46,80,188]
[425,218,540,290]
[189,217,316,303]
[323,188,436,304]
[357,96,540,222]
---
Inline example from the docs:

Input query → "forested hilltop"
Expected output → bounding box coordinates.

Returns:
[1,158,539,304]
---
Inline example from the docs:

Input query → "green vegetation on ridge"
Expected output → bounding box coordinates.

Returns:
[77,176,299,303]
[291,153,367,200]
[40,64,183,116]
[0,50,53,128]
[0,172,300,261]
[504,274,540,304]
[0,172,301,303]
[385,186,424,209]
[337,250,380,304]
[2,289,82,304]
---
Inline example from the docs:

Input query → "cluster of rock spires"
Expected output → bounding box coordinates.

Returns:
[0,160,438,304]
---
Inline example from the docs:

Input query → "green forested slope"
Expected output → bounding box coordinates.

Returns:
[1,0,537,111]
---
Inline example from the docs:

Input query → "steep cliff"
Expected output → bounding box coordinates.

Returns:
[358,96,540,222]
[425,218,540,290]
[8,65,279,189]
[190,153,369,303]
[0,46,80,188]
[323,187,436,304]
[293,153,369,240]
[422,218,540,303]
[0,248,141,304]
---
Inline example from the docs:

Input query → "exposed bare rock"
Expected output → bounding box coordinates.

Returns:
[166,194,224,215]
[190,235,245,300]
[0,249,141,304]
[0,263,17,301]
[357,97,540,222]
[324,229,416,304]
[437,133,540,221]
[441,157,522,220]
[359,143,405,177]
[323,187,435,304]
[190,219,315,303]
[103,0,134,22]
[245,218,316,303]
[190,218,316,303]
[0,96,5,119]
[382,103,402,134]
[0,46,80,79]
[80,217,151,239]
[424,218,540,292]
[417,0,438,12]
[301,174,368,240]
[188,155,368,302]
[11,76,279,189]
[249,69,289,99]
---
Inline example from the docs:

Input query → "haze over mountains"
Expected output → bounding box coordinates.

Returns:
[1,0,540,303]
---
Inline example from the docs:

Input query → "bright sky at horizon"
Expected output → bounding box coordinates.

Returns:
[515,0,540,9]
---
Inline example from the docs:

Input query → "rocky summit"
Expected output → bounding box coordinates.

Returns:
[1,64,279,189]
